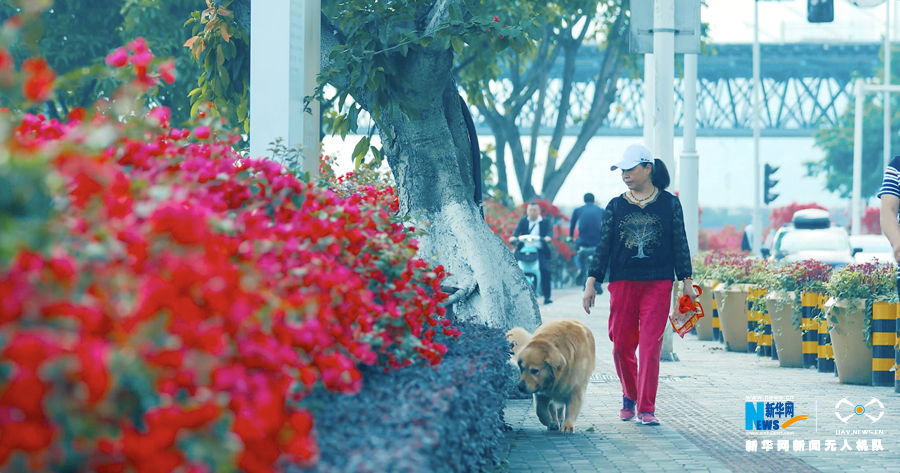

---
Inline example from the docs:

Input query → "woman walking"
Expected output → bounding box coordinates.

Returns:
[582,143,695,426]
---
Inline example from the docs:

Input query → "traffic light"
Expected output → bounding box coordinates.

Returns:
[764,164,780,205]
[808,0,834,23]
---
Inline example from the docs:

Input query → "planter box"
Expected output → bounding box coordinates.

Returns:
[695,280,715,341]
[714,284,754,353]
[826,298,871,386]
[766,291,803,368]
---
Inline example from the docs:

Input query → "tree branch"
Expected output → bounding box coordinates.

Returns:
[320,13,375,111]
[541,9,629,201]
[543,26,585,189]
[525,68,548,196]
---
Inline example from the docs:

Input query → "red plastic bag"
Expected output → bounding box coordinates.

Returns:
[669,285,704,338]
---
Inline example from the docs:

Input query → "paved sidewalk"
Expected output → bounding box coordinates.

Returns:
[496,289,900,473]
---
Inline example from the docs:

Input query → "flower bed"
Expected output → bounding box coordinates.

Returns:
[296,322,511,473]
[0,19,462,472]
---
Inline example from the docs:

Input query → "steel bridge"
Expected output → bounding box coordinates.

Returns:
[470,42,884,137]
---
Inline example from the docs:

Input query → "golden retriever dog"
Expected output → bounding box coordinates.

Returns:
[506,327,533,363]
[515,319,595,433]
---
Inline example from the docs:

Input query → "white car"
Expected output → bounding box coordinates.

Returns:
[849,234,895,265]
[765,209,856,268]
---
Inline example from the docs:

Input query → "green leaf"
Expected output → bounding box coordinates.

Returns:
[420,36,434,48]
[349,106,360,133]
[353,136,371,167]
[370,146,382,165]
[218,64,231,88]
[451,36,464,55]
[491,37,510,52]
[217,45,225,66]
[449,3,463,22]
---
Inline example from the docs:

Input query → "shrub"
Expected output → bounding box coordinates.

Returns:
[757,260,834,328]
[296,322,511,473]
[824,262,897,343]
[698,225,744,253]
[0,20,456,473]
[705,253,756,288]
[766,202,827,233]
[862,206,881,235]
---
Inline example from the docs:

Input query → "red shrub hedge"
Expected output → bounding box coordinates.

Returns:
[0,25,454,473]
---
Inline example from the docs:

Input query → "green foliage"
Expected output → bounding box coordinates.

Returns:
[810,45,900,199]
[0,0,199,123]
[185,1,250,134]
[121,0,202,125]
[318,0,542,165]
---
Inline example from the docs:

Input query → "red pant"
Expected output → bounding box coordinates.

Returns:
[608,280,673,413]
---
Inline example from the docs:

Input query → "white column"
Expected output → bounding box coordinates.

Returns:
[680,54,700,256]
[654,0,678,363]
[643,53,655,150]
[250,0,320,176]
[752,0,762,256]
[885,0,892,171]
[653,0,675,173]
[852,79,865,236]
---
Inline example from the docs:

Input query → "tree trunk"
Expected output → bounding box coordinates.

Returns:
[323,19,542,332]
[495,136,509,195]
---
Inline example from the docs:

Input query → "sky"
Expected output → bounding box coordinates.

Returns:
[703,0,893,44]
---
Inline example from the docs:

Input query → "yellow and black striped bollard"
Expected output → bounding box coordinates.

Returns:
[757,288,773,358]
[872,302,895,387]
[895,302,900,393]
[712,286,722,343]
[747,288,759,353]
[800,293,818,369]
[817,294,835,373]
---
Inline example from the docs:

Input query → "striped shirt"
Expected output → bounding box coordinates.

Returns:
[876,155,900,283]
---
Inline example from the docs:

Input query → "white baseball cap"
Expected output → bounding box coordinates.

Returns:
[610,143,654,171]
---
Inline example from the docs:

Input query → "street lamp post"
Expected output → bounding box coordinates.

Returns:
[885,0,892,171]
[752,0,762,257]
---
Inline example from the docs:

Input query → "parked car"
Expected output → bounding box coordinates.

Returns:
[763,209,856,268]
[849,234,895,265]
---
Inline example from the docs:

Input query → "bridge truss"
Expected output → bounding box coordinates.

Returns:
[468,43,883,137]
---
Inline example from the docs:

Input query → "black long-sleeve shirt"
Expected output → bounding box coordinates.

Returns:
[587,191,692,283]
[569,203,605,247]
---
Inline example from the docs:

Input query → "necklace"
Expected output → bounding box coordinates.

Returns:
[630,187,656,203]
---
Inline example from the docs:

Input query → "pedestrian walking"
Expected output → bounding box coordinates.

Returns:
[877,154,900,297]
[581,143,695,426]
[570,193,605,293]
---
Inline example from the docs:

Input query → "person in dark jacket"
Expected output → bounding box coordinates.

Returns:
[582,143,696,427]
[570,193,605,290]
[512,202,554,305]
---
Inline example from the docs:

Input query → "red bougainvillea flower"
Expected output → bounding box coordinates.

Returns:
[105,47,129,68]
[158,61,176,84]
[193,126,211,140]
[21,57,56,102]
[67,107,87,122]
[148,106,171,128]
[0,48,12,71]
[493,16,499,21]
